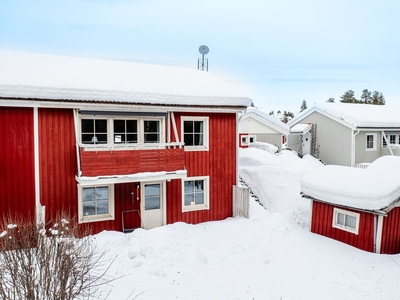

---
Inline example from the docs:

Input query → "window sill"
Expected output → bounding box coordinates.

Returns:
[182,204,209,213]
[79,214,114,224]
[184,146,209,152]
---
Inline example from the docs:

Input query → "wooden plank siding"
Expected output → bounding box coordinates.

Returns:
[80,147,185,177]
[311,201,374,252]
[38,108,78,221]
[380,207,400,254]
[166,112,237,224]
[0,107,35,220]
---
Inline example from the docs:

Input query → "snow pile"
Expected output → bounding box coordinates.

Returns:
[88,148,400,299]
[0,50,251,107]
[301,155,400,210]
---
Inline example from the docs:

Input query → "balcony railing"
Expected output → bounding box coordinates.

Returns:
[78,142,185,177]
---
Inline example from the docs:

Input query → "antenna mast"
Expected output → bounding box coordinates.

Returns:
[198,45,209,71]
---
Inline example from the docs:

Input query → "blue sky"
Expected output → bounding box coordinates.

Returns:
[1,0,400,114]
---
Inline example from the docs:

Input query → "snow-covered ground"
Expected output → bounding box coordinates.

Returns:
[95,148,400,300]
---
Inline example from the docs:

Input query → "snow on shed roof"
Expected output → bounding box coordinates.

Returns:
[290,103,400,129]
[0,50,252,108]
[242,107,290,134]
[300,156,400,212]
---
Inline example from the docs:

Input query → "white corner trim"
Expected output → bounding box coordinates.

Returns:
[375,215,384,254]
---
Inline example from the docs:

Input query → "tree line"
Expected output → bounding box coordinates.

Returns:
[327,89,385,105]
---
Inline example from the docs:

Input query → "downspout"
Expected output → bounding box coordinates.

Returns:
[351,129,360,167]
[73,109,82,177]
[34,107,41,220]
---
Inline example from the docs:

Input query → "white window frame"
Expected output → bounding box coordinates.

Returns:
[77,184,115,223]
[332,207,360,235]
[366,133,376,151]
[79,115,165,149]
[181,176,210,212]
[181,116,209,151]
[241,135,256,146]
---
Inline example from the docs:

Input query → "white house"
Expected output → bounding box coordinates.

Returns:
[287,103,400,167]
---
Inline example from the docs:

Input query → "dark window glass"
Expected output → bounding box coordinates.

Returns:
[144,120,160,143]
[183,120,204,146]
[114,120,138,143]
[81,119,107,144]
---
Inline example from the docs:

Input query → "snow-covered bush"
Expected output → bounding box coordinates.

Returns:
[0,213,115,300]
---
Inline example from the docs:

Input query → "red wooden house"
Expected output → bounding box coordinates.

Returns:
[0,50,251,234]
[301,156,400,254]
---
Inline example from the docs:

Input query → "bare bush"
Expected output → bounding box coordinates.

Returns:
[0,212,115,300]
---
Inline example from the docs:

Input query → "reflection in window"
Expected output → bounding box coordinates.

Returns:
[82,186,109,216]
[114,119,138,143]
[184,180,204,206]
[144,120,160,143]
[144,184,161,210]
[81,119,107,144]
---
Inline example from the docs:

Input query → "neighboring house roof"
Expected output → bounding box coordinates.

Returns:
[289,103,400,130]
[0,50,252,108]
[240,108,290,135]
[301,156,400,214]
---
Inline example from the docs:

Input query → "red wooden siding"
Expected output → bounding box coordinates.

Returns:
[166,112,237,224]
[85,182,142,233]
[380,207,400,254]
[311,201,375,252]
[80,148,185,177]
[0,107,35,220]
[39,108,78,221]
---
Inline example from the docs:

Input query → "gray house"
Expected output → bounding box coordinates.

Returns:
[238,108,290,151]
[287,103,400,167]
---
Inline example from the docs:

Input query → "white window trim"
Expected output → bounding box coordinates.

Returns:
[332,207,360,235]
[241,135,256,146]
[77,184,115,224]
[181,176,210,212]
[181,116,209,151]
[79,115,165,150]
[366,133,377,151]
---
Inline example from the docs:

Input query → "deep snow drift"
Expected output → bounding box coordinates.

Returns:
[95,148,400,300]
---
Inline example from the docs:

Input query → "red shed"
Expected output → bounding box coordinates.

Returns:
[301,156,400,254]
[0,50,252,234]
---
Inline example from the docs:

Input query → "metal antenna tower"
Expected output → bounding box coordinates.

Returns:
[198,45,209,71]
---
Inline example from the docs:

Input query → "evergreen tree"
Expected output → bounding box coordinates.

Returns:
[326,97,335,103]
[269,111,274,116]
[378,92,385,105]
[360,89,372,104]
[300,100,307,112]
[340,90,358,103]
[371,91,379,104]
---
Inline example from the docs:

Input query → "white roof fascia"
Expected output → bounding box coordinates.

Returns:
[0,98,246,113]
[289,106,357,131]
[76,170,187,187]
[290,123,312,134]
[241,112,290,135]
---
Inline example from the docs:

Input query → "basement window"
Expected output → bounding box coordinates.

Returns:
[182,176,210,212]
[332,208,360,234]
[78,185,115,223]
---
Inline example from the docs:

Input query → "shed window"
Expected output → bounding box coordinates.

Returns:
[332,208,359,234]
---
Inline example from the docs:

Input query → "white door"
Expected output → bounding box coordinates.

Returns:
[141,182,164,229]
[302,132,311,156]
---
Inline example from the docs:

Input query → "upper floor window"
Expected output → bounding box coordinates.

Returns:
[181,116,209,151]
[80,116,163,147]
[332,208,359,235]
[113,119,138,143]
[366,133,376,151]
[82,119,107,144]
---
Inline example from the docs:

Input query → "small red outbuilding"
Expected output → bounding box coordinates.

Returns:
[301,156,400,254]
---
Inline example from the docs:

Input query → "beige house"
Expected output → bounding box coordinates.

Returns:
[287,103,400,167]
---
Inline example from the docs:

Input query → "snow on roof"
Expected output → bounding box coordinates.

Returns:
[300,156,400,212]
[290,102,400,129]
[0,50,252,107]
[242,107,290,134]
[290,123,312,134]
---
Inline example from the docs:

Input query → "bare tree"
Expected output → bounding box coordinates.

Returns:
[0,212,118,300]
